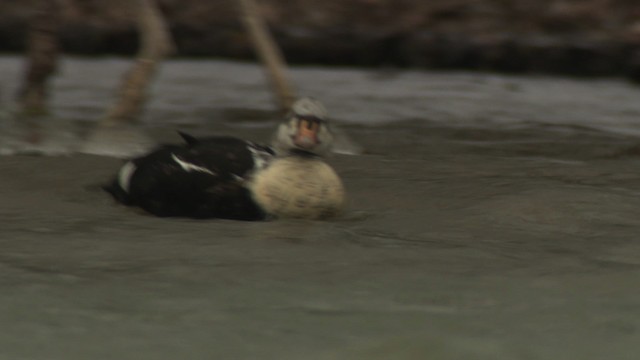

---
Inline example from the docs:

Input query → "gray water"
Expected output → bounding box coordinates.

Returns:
[1,56,640,359]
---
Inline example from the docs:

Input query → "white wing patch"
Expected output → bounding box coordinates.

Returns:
[171,153,216,176]
[247,143,273,171]
[231,174,245,183]
[118,161,137,193]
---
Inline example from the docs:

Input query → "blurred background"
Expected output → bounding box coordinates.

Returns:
[3,3,640,359]
[2,0,640,155]
[1,0,640,78]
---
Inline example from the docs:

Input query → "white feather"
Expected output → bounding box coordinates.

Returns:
[118,161,137,193]
[232,174,244,182]
[247,143,272,170]
[171,153,216,175]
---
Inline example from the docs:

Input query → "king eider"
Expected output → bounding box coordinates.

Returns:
[103,98,345,220]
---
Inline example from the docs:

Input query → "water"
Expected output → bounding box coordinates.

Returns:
[2,55,640,155]
[1,56,640,359]
[2,55,640,129]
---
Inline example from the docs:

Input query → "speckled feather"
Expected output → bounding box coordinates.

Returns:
[249,156,345,219]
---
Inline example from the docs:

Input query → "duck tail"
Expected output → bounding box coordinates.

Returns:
[177,131,198,146]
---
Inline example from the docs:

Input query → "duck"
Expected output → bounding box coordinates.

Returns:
[103,97,345,220]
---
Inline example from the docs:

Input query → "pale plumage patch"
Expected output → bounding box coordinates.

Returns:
[171,153,216,176]
[231,174,245,183]
[118,161,137,193]
[249,157,344,219]
[247,142,273,171]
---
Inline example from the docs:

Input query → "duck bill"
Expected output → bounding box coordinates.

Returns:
[293,119,320,149]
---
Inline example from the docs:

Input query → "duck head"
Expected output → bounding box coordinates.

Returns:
[273,97,333,157]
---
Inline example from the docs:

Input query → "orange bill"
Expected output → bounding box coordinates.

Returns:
[294,119,319,148]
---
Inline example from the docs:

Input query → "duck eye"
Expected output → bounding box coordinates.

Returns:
[296,116,323,132]
[297,119,312,130]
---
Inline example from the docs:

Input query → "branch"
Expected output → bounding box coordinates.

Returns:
[238,0,296,112]
[103,0,174,125]
[17,0,60,116]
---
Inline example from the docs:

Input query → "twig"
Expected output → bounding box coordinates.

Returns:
[17,0,60,116]
[102,0,174,125]
[238,0,296,112]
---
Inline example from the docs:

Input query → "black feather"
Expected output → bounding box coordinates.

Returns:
[177,131,198,146]
[104,135,271,220]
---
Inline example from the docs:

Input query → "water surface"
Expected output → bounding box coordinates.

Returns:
[0,57,639,359]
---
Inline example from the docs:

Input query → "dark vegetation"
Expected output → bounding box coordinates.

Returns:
[1,0,640,80]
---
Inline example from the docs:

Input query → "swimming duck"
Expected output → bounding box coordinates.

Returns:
[104,97,345,220]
